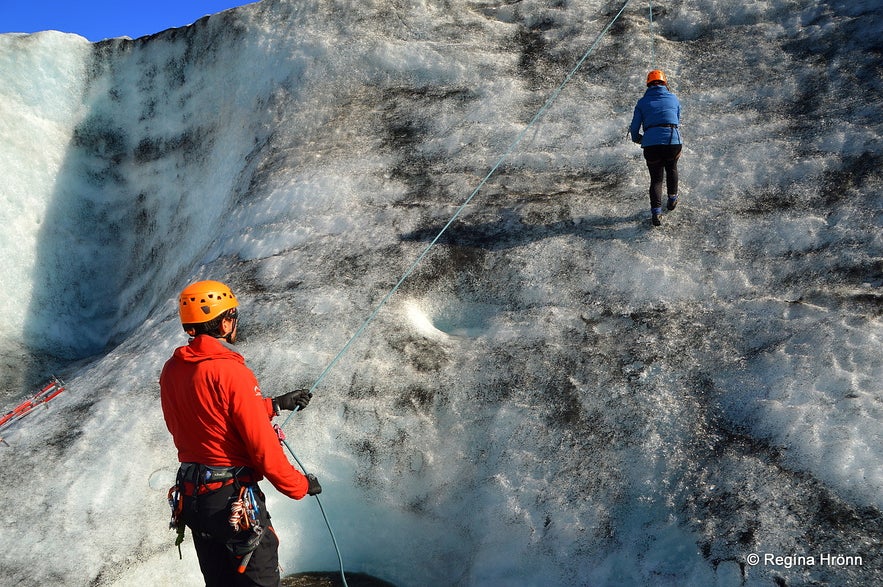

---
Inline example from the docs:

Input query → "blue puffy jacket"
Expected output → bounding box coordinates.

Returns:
[630,85,682,147]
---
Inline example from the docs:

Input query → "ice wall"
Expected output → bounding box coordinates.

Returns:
[0,1,880,585]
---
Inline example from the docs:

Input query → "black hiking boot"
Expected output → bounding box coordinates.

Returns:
[667,196,678,211]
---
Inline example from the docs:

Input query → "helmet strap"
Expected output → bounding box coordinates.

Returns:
[183,309,236,341]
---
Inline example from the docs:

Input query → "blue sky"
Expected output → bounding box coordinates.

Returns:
[2,1,259,42]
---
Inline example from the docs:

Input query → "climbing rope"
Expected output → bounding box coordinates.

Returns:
[649,0,656,68]
[277,1,636,584]
[274,424,349,586]
[283,438,348,586]
[280,0,635,429]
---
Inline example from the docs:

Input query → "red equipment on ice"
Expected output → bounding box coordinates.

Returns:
[0,376,65,444]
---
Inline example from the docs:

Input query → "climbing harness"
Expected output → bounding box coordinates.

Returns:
[273,3,638,587]
[167,464,261,567]
[175,463,255,495]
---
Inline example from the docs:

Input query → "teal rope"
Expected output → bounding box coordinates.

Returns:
[277,1,636,583]
[649,0,655,68]
[282,438,348,587]
[281,0,635,429]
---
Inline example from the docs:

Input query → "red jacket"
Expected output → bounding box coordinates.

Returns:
[160,335,309,499]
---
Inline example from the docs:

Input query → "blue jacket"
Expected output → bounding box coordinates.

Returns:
[630,85,682,147]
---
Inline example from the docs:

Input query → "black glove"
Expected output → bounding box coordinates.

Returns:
[634,133,643,144]
[273,389,312,412]
[306,473,322,496]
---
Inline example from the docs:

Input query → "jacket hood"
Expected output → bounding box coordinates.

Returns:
[173,334,245,364]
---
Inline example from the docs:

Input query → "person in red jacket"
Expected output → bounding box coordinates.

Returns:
[160,279,321,587]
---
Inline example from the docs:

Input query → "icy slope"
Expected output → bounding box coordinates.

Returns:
[0,1,880,585]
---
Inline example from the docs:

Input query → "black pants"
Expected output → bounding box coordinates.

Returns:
[642,144,682,212]
[182,483,281,587]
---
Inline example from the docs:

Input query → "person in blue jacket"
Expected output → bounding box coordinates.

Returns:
[630,70,682,226]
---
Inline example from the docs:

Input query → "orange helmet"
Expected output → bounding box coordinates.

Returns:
[178,280,238,325]
[646,70,667,85]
